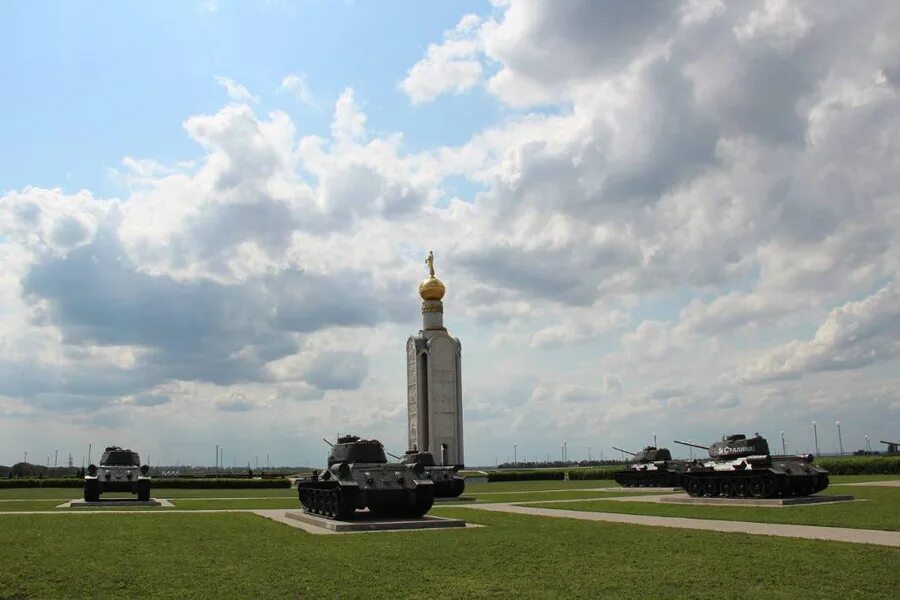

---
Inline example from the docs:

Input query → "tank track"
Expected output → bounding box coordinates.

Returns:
[431,477,466,498]
[680,471,829,498]
[614,471,681,488]
[298,483,359,520]
[297,483,435,520]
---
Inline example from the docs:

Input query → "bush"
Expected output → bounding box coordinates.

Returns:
[0,477,292,489]
[566,467,620,481]
[487,470,565,482]
[817,456,900,475]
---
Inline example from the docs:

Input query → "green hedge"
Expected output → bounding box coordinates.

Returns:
[566,467,620,481]
[817,456,900,475]
[487,470,565,482]
[0,478,291,489]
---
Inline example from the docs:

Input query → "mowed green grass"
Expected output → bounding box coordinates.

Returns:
[0,487,296,500]
[522,485,900,531]
[0,509,897,599]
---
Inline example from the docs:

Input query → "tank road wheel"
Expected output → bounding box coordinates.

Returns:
[733,479,748,498]
[84,479,100,502]
[703,479,719,497]
[686,478,703,497]
[748,478,766,499]
[719,480,734,497]
[328,489,341,518]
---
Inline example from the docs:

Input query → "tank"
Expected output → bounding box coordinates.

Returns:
[881,440,899,454]
[297,435,435,520]
[674,434,829,498]
[84,446,150,501]
[399,450,465,498]
[611,446,686,488]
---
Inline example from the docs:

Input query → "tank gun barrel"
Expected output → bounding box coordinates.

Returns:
[612,446,636,456]
[673,439,708,451]
[321,437,334,447]
[880,440,899,446]
[385,450,403,460]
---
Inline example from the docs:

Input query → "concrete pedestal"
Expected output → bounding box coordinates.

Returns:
[659,494,855,507]
[59,498,172,508]
[284,510,467,533]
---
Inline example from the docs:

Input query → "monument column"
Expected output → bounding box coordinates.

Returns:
[406,251,464,466]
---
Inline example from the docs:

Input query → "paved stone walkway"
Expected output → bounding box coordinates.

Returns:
[833,480,900,488]
[465,503,900,547]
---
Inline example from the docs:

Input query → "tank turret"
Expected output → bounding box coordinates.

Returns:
[297,435,434,520]
[675,434,829,499]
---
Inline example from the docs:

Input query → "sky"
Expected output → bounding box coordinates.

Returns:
[2,0,899,468]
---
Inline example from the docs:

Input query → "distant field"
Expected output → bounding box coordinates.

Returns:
[0,508,897,599]
[521,485,900,531]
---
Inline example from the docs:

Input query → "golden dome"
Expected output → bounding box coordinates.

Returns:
[419,276,446,301]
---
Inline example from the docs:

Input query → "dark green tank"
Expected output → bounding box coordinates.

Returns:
[83,446,151,501]
[400,450,465,497]
[611,446,686,488]
[675,434,829,498]
[297,435,435,520]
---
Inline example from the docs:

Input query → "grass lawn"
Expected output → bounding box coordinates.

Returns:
[522,485,900,531]
[0,509,896,599]
[0,487,294,500]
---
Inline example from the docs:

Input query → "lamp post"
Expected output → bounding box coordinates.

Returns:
[588,445,592,462]
[865,434,870,452]
[652,433,657,447]
[812,421,819,456]
[688,438,693,460]
[54,448,58,468]
[88,441,93,465]
[513,444,517,465]
[836,421,843,456]
[780,431,786,454]
[23,451,28,464]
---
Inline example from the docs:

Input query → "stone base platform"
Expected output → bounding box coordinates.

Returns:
[284,510,467,533]
[434,495,476,503]
[659,494,855,507]
[59,498,173,508]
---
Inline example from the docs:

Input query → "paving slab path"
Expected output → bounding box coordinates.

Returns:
[465,503,900,547]
[833,480,900,488]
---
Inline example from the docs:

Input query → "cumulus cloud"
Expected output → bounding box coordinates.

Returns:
[401,14,483,103]
[214,76,259,103]
[4,1,900,464]
[739,284,900,383]
[280,73,317,107]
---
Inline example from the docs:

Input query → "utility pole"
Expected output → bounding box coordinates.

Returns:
[812,421,819,455]
[513,444,517,465]
[216,444,219,470]
[23,451,27,464]
[88,441,92,465]
[588,446,592,462]
[54,448,58,468]
[836,421,843,455]
[652,433,657,447]
[780,431,786,454]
